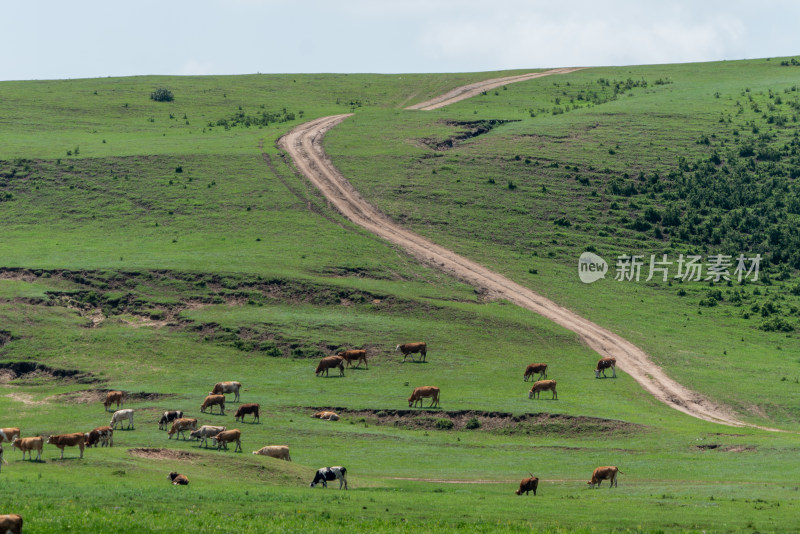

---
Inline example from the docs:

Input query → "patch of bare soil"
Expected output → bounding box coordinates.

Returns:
[3,392,47,405]
[0,361,99,385]
[306,408,642,435]
[49,389,173,404]
[695,444,757,452]
[128,448,200,461]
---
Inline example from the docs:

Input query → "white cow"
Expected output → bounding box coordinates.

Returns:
[189,425,226,448]
[110,409,134,430]
[252,445,291,461]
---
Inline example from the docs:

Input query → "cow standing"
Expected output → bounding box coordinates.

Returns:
[310,466,348,489]
[523,363,547,382]
[168,418,198,440]
[234,403,260,423]
[315,356,344,377]
[210,381,241,403]
[0,443,6,473]
[158,410,184,430]
[47,432,86,459]
[588,466,622,488]
[408,386,440,408]
[110,409,135,430]
[189,425,226,448]
[595,358,617,378]
[103,390,125,412]
[85,426,113,448]
[211,429,242,452]
[200,394,226,415]
[515,475,539,496]
[0,427,20,444]
[11,437,42,461]
[337,349,368,368]
[396,342,426,362]
[528,380,557,400]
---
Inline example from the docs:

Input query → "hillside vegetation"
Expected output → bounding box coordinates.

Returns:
[1,60,799,533]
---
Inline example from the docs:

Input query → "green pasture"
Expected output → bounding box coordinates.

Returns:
[2,59,800,532]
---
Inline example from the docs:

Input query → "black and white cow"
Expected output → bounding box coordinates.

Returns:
[158,410,184,431]
[309,466,348,489]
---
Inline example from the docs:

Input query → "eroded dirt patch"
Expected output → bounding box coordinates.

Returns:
[306,407,643,435]
[0,361,98,385]
[49,389,173,404]
[128,448,200,461]
[421,119,516,151]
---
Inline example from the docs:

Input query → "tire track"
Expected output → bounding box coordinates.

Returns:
[278,70,769,429]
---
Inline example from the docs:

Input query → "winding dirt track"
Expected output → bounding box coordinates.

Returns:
[277,70,755,428]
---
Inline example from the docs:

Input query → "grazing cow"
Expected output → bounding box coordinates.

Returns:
[0,427,20,444]
[47,432,86,459]
[210,381,241,403]
[234,403,260,423]
[0,444,6,473]
[85,426,113,448]
[515,475,539,496]
[595,358,617,378]
[110,409,135,430]
[310,466,347,489]
[11,436,42,461]
[408,386,440,408]
[528,379,557,400]
[588,466,622,488]
[211,429,242,452]
[168,472,189,485]
[252,445,291,461]
[167,418,198,440]
[311,411,339,421]
[189,425,226,448]
[396,342,427,362]
[523,363,548,382]
[337,349,368,369]
[200,394,226,415]
[103,390,125,412]
[315,355,344,377]
[0,514,22,534]
[158,410,184,431]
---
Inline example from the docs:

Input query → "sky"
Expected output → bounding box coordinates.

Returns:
[2,0,799,81]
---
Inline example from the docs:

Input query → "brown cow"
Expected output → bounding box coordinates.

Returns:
[168,472,189,485]
[0,427,20,443]
[85,426,113,448]
[252,445,291,461]
[528,379,557,400]
[515,475,539,496]
[337,349,368,369]
[0,443,5,474]
[11,436,42,461]
[211,429,242,452]
[523,363,547,382]
[47,432,85,459]
[408,386,440,408]
[234,403,260,423]
[104,390,125,412]
[0,514,22,534]
[595,358,617,378]
[588,466,622,488]
[396,342,426,362]
[311,411,339,421]
[168,418,198,440]
[315,356,344,377]
[200,394,226,415]
[210,381,241,402]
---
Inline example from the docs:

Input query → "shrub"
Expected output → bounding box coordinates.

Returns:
[465,417,481,429]
[150,88,174,102]
[435,419,454,430]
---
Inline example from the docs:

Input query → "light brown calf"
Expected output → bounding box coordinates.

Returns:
[47,432,86,459]
[588,466,622,488]
[11,436,42,461]
[408,386,440,408]
[104,390,125,411]
[252,445,291,461]
[200,394,226,415]
[337,349,368,369]
[212,429,242,452]
[528,379,557,400]
[311,411,339,421]
[0,427,20,443]
[315,356,344,377]
[167,418,198,440]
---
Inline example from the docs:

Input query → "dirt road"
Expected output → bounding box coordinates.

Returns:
[278,71,754,428]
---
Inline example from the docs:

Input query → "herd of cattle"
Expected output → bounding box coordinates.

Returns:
[0,343,624,529]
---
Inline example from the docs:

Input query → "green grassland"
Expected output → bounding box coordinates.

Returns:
[1,61,800,533]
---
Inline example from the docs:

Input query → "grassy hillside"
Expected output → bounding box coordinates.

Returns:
[2,62,800,533]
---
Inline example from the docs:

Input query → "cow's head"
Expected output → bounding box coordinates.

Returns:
[594,369,601,378]
[309,471,324,487]
[167,472,179,481]
[407,397,414,407]
[528,389,535,399]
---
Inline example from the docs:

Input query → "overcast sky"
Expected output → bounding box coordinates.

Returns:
[2,0,798,81]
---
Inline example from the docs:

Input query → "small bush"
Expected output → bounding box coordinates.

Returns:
[435,419,454,430]
[150,88,174,102]
[465,417,481,429]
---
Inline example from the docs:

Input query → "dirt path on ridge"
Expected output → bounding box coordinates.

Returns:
[277,69,767,429]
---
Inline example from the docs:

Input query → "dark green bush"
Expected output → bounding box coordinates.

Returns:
[150,88,174,102]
